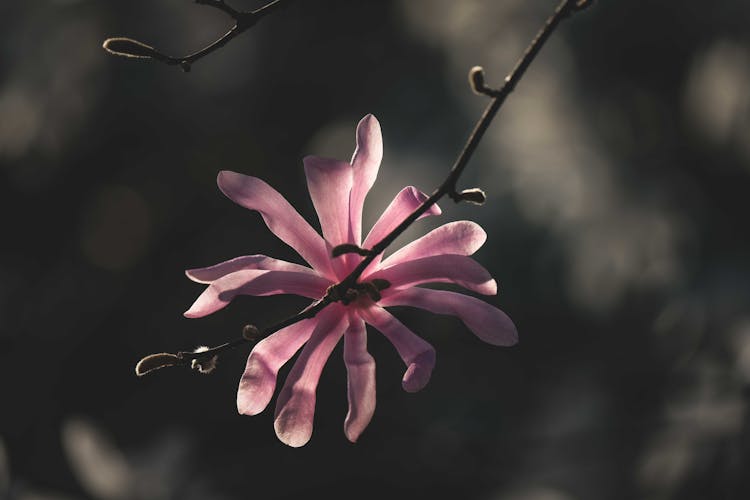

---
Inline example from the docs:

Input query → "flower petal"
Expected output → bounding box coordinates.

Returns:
[237,317,316,416]
[343,313,376,443]
[185,255,320,284]
[217,171,333,278]
[349,114,383,245]
[184,269,330,318]
[303,156,353,246]
[363,186,441,250]
[379,220,487,269]
[358,305,435,393]
[274,305,347,447]
[369,255,497,295]
[380,287,518,346]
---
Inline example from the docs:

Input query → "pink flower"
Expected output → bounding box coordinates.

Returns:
[185,114,518,447]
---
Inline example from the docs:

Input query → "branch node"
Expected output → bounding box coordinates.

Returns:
[325,284,343,302]
[190,346,218,374]
[236,12,260,31]
[468,66,499,97]
[242,324,261,341]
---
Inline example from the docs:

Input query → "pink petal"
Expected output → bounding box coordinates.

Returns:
[369,255,497,295]
[274,305,348,447]
[343,313,376,443]
[363,186,441,249]
[379,220,487,269]
[358,305,435,393]
[349,114,383,245]
[237,317,316,416]
[303,156,353,246]
[217,171,333,278]
[185,254,320,284]
[379,287,518,346]
[184,269,330,318]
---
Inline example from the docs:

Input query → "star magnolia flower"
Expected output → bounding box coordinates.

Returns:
[185,114,518,447]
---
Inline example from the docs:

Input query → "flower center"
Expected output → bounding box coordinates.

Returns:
[325,279,390,307]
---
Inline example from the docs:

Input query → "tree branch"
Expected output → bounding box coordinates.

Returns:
[334,0,593,292]
[136,0,593,374]
[103,0,297,72]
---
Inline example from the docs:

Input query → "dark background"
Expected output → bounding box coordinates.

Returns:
[2,1,750,499]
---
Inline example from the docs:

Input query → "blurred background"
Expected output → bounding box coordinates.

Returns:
[1,0,749,498]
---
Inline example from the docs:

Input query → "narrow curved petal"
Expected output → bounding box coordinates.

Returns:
[380,221,487,269]
[349,114,383,245]
[303,156,353,246]
[184,269,330,318]
[217,171,333,277]
[237,317,317,416]
[358,305,435,393]
[363,186,441,250]
[186,255,320,284]
[380,288,518,346]
[369,255,497,295]
[343,313,376,443]
[274,305,348,447]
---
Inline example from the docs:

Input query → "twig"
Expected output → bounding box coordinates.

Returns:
[103,0,297,72]
[334,0,593,293]
[136,0,593,374]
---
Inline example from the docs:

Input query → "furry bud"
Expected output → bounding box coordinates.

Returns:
[191,346,218,374]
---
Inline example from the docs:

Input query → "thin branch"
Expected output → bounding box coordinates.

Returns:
[136,296,331,374]
[196,0,241,19]
[103,0,297,72]
[137,0,592,373]
[334,0,592,292]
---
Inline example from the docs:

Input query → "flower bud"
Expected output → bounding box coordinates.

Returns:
[102,37,161,59]
[242,324,261,341]
[135,353,182,376]
[458,188,487,205]
[469,66,487,95]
